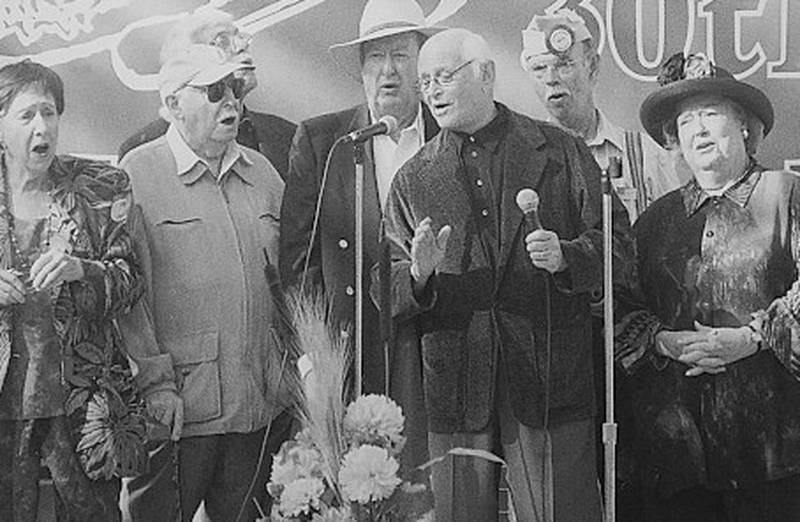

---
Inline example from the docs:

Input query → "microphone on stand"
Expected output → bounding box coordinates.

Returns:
[516,188,543,232]
[344,115,399,143]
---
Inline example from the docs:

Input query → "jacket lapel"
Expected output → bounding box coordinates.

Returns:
[330,105,381,262]
[496,116,548,287]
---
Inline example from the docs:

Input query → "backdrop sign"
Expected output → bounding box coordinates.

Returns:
[0,0,798,169]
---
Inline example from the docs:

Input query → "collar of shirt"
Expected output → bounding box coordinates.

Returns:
[371,104,425,144]
[585,109,624,151]
[451,102,509,154]
[681,158,762,216]
[371,104,425,208]
[165,123,254,185]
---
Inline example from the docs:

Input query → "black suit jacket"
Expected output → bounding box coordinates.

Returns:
[382,106,634,432]
[117,107,296,180]
[279,103,438,469]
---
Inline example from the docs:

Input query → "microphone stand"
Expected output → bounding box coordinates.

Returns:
[603,157,621,522]
[353,141,365,397]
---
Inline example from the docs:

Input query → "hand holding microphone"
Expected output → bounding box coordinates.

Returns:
[517,188,567,274]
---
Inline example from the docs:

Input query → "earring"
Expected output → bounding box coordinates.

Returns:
[742,128,749,140]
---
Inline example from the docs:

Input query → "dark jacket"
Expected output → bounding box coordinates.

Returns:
[615,165,800,496]
[0,155,146,479]
[279,103,438,469]
[117,107,296,180]
[381,106,633,433]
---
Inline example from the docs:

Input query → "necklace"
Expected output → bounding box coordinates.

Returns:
[0,159,53,290]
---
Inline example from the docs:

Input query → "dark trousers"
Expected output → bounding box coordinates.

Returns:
[643,475,800,522]
[121,410,294,522]
[592,314,644,522]
[427,376,601,522]
[0,417,120,522]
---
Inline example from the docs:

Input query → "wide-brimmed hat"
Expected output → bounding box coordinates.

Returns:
[329,0,445,78]
[640,53,774,146]
[158,44,247,100]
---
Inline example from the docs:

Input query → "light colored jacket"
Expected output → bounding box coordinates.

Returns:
[119,127,286,437]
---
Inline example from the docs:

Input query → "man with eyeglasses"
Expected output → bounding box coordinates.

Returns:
[117,45,288,522]
[118,7,296,181]
[521,8,685,221]
[380,27,633,521]
[279,0,441,475]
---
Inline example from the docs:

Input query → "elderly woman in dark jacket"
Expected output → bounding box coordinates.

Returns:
[0,60,146,521]
[615,53,800,521]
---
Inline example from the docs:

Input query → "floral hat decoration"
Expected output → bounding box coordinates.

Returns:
[520,8,593,70]
[639,52,774,146]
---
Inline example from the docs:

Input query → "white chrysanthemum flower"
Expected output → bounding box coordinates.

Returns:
[270,440,324,487]
[343,394,405,452]
[338,445,401,504]
[278,477,325,517]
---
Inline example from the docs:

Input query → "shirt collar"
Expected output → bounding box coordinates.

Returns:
[586,109,624,150]
[370,103,425,141]
[452,102,509,153]
[681,159,762,216]
[165,124,254,185]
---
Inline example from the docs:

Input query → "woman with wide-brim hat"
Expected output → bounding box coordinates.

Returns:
[615,53,800,521]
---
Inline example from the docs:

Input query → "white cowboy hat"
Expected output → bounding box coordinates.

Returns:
[329,0,446,78]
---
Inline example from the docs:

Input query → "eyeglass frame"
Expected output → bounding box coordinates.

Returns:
[418,59,476,92]
[524,56,581,79]
[176,74,246,103]
[209,30,253,54]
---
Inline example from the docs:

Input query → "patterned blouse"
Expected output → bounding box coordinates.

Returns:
[615,162,800,495]
[0,154,147,480]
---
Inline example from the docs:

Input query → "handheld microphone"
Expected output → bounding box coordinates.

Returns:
[344,115,398,143]
[516,188,543,231]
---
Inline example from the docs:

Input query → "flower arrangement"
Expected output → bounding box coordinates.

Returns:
[657,52,716,86]
[263,291,431,522]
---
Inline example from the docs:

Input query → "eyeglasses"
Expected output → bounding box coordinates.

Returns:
[187,75,246,103]
[418,59,475,92]
[525,58,579,79]
[210,31,253,54]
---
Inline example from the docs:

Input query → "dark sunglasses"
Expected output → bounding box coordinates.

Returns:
[193,75,245,103]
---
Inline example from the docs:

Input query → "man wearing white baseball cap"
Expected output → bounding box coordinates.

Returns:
[520,8,686,223]
[119,44,288,521]
[279,0,442,475]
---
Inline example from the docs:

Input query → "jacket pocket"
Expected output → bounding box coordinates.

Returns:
[257,208,280,269]
[164,330,221,424]
[152,216,212,285]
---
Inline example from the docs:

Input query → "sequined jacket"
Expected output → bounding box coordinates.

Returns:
[615,164,800,496]
[0,155,146,480]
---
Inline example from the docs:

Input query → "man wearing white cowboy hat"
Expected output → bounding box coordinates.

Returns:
[279,0,443,474]
[520,8,687,223]
[119,44,288,521]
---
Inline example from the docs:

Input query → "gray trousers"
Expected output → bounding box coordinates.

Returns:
[428,382,601,522]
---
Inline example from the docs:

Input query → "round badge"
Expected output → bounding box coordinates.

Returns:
[547,25,574,54]
[110,195,132,223]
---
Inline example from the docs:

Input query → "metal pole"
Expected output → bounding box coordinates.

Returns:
[603,157,620,522]
[353,142,365,398]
